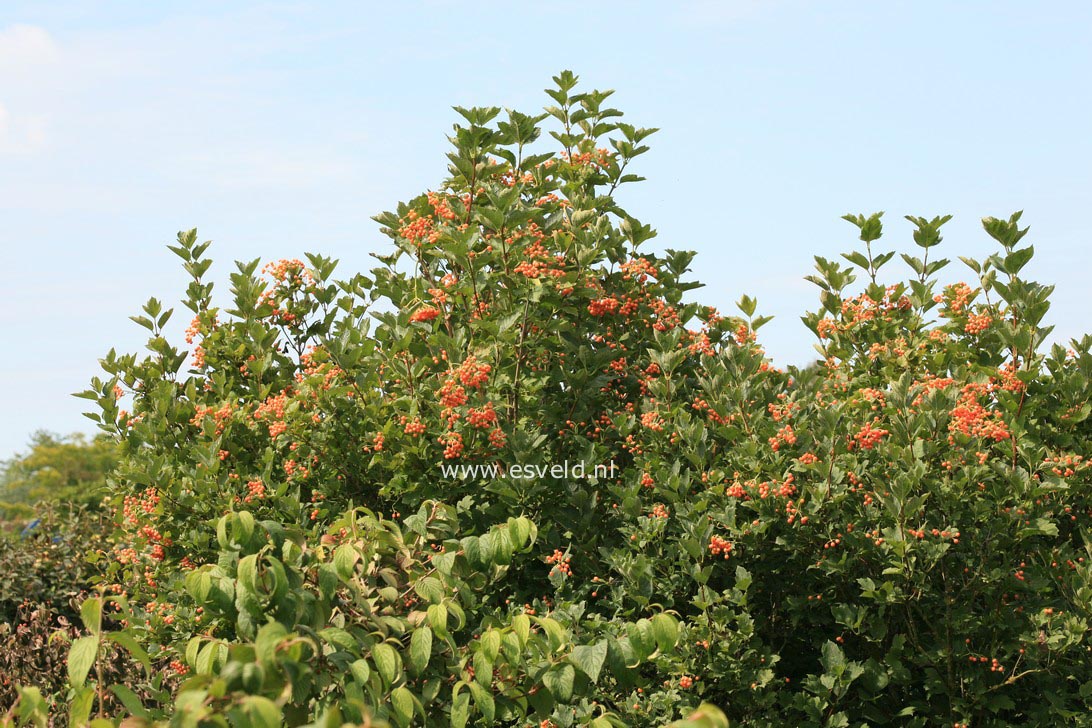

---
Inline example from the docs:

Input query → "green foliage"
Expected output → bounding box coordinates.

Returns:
[26,504,676,726]
[0,505,111,622]
[0,431,118,520]
[7,72,1092,726]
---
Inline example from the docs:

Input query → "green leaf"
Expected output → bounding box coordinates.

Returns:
[511,613,530,646]
[68,685,95,725]
[186,570,213,602]
[480,629,501,661]
[414,575,445,604]
[821,640,846,673]
[428,603,449,636]
[67,636,98,687]
[468,681,495,724]
[255,622,287,664]
[238,554,259,592]
[216,515,230,549]
[1004,246,1034,275]
[432,550,457,576]
[569,640,609,683]
[450,689,471,728]
[234,510,256,542]
[319,627,357,653]
[409,626,433,674]
[506,516,534,550]
[372,642,400,686]
[534,616,568,652]
[196,639,221,674]
[651,613,679,652]
[542,663,575,702]
[14,686,46,726]
[79,597,102,636]
[107,631,152,672]
[333,543,359,579]
[1018,517,1059,539]
[391,686,415,726]
[841,251,871,270]
[240,695,281,728]
[110,684,151,719]
[665,704,730,728]
[350,658,371,685]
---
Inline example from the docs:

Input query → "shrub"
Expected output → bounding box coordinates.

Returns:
[8,71,1092,726]
[0,505,150,715]
[0,505,111,623]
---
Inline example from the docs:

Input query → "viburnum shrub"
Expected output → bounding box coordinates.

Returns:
[7,71,1092,726]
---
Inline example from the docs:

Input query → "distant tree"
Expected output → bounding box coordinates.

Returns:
[0,431,118,519]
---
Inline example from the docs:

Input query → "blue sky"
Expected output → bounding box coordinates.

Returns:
[2,1,1090,460]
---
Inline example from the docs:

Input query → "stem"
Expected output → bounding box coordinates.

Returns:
[510,298,532,423]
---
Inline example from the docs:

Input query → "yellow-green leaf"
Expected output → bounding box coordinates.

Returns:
[409,626,433,674]
[67,636,98,687]
[372,642,401,686]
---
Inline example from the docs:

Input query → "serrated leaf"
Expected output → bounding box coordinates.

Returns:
[511,613,530,646]
[414,575,445,604]
[333,544,359,579]
[69,685,95,725]
[67,636,98,687]
[428,603,449,636]
[1004,246,1034,275]
[391,686,415,726]
[79,598,102,636]
[650,613,679,652]
[569,640,609,683]
[409,627,433,674]
[350,658,371,685]
[372,642,400,686]
[542,663,575,702]
[450,689,471,728]
[468,681,495,724]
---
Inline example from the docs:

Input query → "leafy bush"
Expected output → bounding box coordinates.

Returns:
[0,505,150,715]
[0,600,158,720]
[7,71,1092,726]
[0,505,111,623]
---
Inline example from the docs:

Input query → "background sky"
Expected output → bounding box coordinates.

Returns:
[2,1,1090,461]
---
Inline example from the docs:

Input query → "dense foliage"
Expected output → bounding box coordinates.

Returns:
[0,432,117,520]
[0,505,152,712]
[5,72,1092,726]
